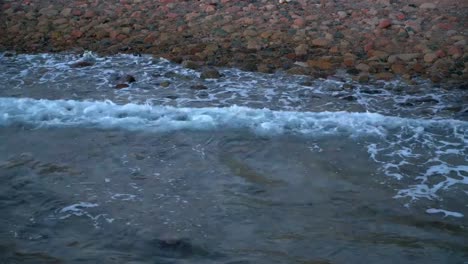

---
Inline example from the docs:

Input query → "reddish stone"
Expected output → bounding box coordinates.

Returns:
[3,3,12,9]
[447,46,463,56]
[226,6,241,13]
[395,13,405,20]
[391,63,406,74]
[115,83,129,89]
[308,58,333,70]
[71,30,83,38]
[130,11,142,18]
[109,30,118,39]
[329,46,339,54]
[116,34,128,41]
[378,19,392,29]
[312,38,330,47]
[343,58,355,67]
[364,42,374,52]
[293,18,305,28]
[375,72,394,81]
[205,5,216,13]
[435,50,446,58]
[412,63,425,73]
[83,10,94,18]
[143,34,156,44]
[72,9,82,16]
[285,53,296,60]
[167,13,178,19]
[437,23,453,30]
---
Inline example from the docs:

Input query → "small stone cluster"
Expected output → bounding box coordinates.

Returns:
[1,0,467,84]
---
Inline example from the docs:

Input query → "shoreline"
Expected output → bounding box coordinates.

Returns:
[1,0,467,85]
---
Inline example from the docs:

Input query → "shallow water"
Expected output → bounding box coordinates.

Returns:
[0,52,467,263]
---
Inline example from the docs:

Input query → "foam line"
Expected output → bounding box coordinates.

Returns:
[1,97,466,136]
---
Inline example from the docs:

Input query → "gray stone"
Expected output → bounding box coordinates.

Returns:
[200,68,221,79]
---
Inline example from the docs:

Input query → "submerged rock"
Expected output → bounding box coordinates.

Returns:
[190,84,208,90]
[181,60,201,70]
[160,81,171,87]
[123,74,136,83]
[70,61,94,68]
[200,68,221,79]
[115,83,129,89]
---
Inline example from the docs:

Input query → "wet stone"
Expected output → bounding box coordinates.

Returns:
[3,51,15,57]
[70,61,94,68]
[341,95,357,101]
[124,74,136,83]
[360,89,383,94]
[165,95,178,100]
[160,81,171,87]
[409,97,439,104]
[181,60,201,70]
[115,83,129,89]
[190,84,208,90]
[200,68,221,79]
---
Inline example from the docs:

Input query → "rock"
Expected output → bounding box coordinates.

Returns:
[311,38,331,47]
[124,74,136,83]
[160,81,171,87]
[419,3,436,9]
[358,73,370,83]
[293,18,306,28]
[61,8,72,17]
[286,67,309,75]
[190,84,208,90]
[447,46,463,58]
[346,68,360,75]
[71,9,82,16]
[391,63,406,74]
[181,60,201,70]
[412,63,425,73]
[307,58,333,70]
[341,95,357,101]
[295,44,308,56]
[70,61,94,68]
[71,30,84,38]
[424,53,437,63]
[375,72,394,81]
[3,51,15,57]
[337,11,347,19]
[356,63,370,72]
[397,53,421,62]
[368,50,389,60]
[200,68,221,79]
[166,95,178,100]
[241,61,258,72]
[257,64,275,74]
[115,83,129,89]
[361,89,383,94]
[378,19,392,29]
[246,39,262,50]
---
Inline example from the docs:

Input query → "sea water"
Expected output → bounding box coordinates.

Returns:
[0,52,466,263]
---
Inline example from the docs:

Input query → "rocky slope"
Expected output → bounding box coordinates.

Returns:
[1,0,467,84]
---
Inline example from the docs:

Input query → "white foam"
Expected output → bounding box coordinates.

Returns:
[1,97,465,137]
[426,208,464,218]
[59,202,99,214]
[57,202,113,228]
